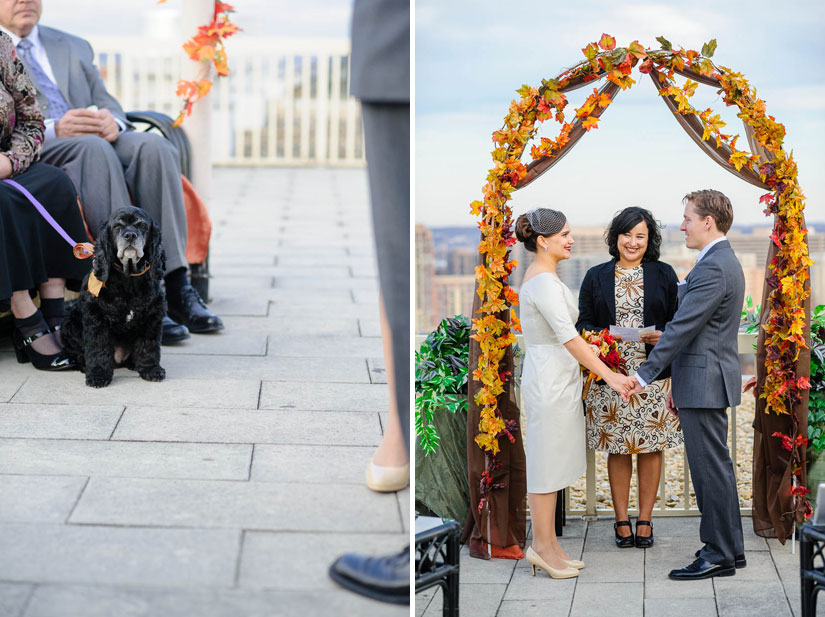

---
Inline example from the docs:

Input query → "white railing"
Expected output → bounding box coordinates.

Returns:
[87,37,364,167]
[415,332,758,517]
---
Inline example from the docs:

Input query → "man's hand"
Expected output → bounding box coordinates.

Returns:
[0,153,12,180]
[639,329,663,345]
[96,109,119,143]
[627,375,644,397]
[744,376,757,397]
[666,390,678,418]
[55,109,103,138]
[55,109,119,142]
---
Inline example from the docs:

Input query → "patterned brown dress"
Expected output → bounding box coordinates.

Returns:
[585,264,683,454]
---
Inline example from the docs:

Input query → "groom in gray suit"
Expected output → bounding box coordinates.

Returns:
[0,0,223,343]
[628,189,746,580]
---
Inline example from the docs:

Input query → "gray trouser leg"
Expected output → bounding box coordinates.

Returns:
[360,102,410,457]
[40,135,132,238]
[679,407,745,565]
[112,131,188,273]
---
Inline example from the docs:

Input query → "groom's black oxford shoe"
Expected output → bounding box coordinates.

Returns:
[161,315,190,345]
[329,546,410,604]
[694,549,746,569]
[669,558,735,580]
[168,285,224,333]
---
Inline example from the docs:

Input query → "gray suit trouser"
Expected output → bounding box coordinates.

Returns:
[680,407,745,565]
[40,132,188,273]
[361,102,410,456]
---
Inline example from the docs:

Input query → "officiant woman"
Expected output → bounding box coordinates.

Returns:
[576,207,682,548]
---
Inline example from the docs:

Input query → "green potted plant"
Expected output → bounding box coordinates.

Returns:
[414,315,471,522]
[806,304,825,509]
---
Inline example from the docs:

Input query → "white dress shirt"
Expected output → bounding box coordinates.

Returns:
[0,24,124,139]
[633,234,729,389]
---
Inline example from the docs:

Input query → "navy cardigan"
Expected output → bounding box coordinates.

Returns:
[576,259,679,380]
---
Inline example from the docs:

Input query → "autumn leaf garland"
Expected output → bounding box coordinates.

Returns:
[158,0,240,127]
[471,34,812,517]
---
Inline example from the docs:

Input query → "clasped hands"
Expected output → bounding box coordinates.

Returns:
[55,108,119,142]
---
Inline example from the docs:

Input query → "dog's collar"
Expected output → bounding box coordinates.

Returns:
[112,262,151,277]
[88,262,151,298]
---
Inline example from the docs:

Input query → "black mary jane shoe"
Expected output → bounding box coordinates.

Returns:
[668,557,735,580]
[635,520,654,548]
[13,328,75,371]
[614,521,635,548]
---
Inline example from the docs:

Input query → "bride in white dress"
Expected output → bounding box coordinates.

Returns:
[516,208,633,579]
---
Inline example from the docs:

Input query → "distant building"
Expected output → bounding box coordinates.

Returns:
[415,225,435,333]
[433,275,476,326]
[447,247,479,275]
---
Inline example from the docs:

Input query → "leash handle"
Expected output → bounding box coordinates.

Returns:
[3,178,93,259]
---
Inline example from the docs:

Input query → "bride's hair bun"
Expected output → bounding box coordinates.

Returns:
[515,214,538,252]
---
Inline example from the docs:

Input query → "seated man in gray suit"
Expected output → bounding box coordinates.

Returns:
[628,189,746,580]
[0,0,223,344]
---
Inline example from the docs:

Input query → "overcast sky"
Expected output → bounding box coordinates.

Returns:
[39,0,351,38]
[416,0,825,227]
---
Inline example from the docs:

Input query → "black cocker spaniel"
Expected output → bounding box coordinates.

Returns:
[63,206,167,388]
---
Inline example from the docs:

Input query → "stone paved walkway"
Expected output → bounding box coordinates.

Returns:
[416,516,803,617]
[0,167,409,616]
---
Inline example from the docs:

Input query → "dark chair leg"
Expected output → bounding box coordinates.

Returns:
[802,529,813,617]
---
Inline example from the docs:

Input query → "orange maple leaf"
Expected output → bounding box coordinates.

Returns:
[599,33,616,51]
[581,116,599,131]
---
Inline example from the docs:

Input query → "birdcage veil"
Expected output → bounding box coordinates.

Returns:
[526,208,567,236]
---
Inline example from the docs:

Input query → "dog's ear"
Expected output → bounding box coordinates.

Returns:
[92,220,113,283]
[148,218,166,280]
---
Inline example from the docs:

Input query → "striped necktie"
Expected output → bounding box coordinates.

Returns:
[17,38,69,119]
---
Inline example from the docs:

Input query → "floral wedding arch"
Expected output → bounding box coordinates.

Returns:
[465,34,812,554]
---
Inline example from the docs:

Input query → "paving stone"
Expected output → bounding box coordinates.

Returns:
[265,336,383,357]
[250,444,374,484]
[113,408,382,446]
[70,478,402,532]
[497,599,573,617]
[23,586,408,617]
[0,524,239,587]
[423,584,506,617]
[713,579,793,617]
[570,582,644,617]
[210,265,352,279]
[415,587,435,616]
[161,354,370,382]
[202,295,269,317]
[161,331,266,357]
[272,276,377,291]
[0,581,32,617]
[644,597,718,617]
[576,549,644,583]
[259,381,387,411]
[11,375,260,409]
[367,357,386,384]
[352,289,380,304]
[207,275,273,289]
[358,318,381,337]
[398,487,410,532]
[0,439,251,480]
[238,531,407,590]
[0,475,87,523]
[0,371,25,403]
[725,549,783,581]
[0,403,122,439]
[220,315,360,337]
[503,563,577,601]
[457,550,517,583]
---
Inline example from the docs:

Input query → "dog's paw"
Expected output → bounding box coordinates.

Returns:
[140,366,166,382]
[86,372,113,388]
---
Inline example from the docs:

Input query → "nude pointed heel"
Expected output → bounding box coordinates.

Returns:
[525,547,578,579]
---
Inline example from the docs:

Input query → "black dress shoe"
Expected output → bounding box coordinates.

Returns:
[614,521,635,548]
[167,285,224,333]
[329,546,409,605]
[161,315,190,345]
[695,548,746,568]
[635,520,654,548]
[669,558,735,580]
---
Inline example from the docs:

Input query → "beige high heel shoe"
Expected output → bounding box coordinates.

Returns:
[525,547,579,579]
[561,557,585,569]
[365,460,409,492]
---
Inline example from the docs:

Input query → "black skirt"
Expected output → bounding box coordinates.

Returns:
[0,162,91,311]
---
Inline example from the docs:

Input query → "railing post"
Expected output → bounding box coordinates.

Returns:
[584,448,598,520]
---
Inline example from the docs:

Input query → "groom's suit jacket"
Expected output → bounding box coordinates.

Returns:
[25,26,129,127]
[636,240,745,409]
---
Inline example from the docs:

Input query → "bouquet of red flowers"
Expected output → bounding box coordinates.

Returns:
[580,328,628,399]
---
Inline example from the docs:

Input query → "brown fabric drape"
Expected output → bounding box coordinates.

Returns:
[752,235,812,542]
[464,250,527,558]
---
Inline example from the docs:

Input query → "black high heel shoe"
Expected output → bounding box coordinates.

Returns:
[635,520,654,548]
[13,328,75,371]
[614,521,634,548]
